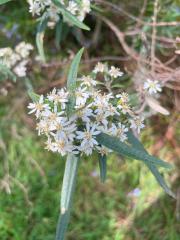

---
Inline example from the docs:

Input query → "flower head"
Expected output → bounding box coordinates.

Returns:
[109,66,123,78]
[144,79,162,95]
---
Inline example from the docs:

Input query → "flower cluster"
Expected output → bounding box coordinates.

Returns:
[28,63,144,157]
[0,42,33,77]
[28,0,91,28]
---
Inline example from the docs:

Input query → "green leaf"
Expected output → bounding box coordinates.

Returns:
[56,154,80,240]
[52,0,90,31]
[98,154,107,182]
[96,133,172,169]
[126,132,176,199]
[28,91,40,102]
[55,211,70,240]
[0,0,12,5]
[55,19,63,49]
[36,13,48,62]
[66,47,84,115]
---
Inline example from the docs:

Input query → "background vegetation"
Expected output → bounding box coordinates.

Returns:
[0,0,179,239]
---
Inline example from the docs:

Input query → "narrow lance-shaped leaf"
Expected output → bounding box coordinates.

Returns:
[0,0,12,5]
[52,0,90,31]
[66,47,84,115]
[96,133,172,169]
[98,154,107,182]
[55,154,80,240]
[36,13,48,62]
[126,131,176,199]
[55,19,63,49]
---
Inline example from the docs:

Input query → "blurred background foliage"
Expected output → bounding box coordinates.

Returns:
[0,0,180,239]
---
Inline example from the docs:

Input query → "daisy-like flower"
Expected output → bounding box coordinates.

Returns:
[45,137,57,152]
[117,102,131,114]
[94,93,113,114]
[93,62,107,73]
[36,119,51,135]
[96,145,112,156]
[106,103,120,116]
[116,92,131,114]
[79,75,97,87]
[28,0,41,16]
[42,109,65,130]
[116,92,129,103]
[76,106,94,122]
[111,123,128,142]
[76,123,100,148]
[28,95,50,118]
[144,79,162,95]
[47,88,68,109]
[75,87,90,107]
[130,117,145,134]
[109,66,123,78]
[54,139,75,156]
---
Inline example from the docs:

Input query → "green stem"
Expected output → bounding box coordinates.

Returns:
[55,154,80,240]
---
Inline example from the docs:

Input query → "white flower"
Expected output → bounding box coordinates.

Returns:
[106,104,120,117]
[0,48,20,68]
[13,60,28,77]
[75,87,89,107]
[28,95,50,118]
[110,123,128,142]
[47,88,68,109]
[76,106,94,122]
[54,139,75,156]
[78,142,93,156]
[95,112,109,126]
[36,119,51,135]
[116,93,130,114]
[116,92,129,103]
[15,42,33,58]
[96,145,112,156]
[28,0,41,16]
[144,79,162,95]
[109,66,123,78]
[93,93,113,114]
[45,137,57,152]
[81,0,91,13]
[67,1,78,15]
[42,109,65,130]
[130,117,145,134]
[93,62,107,73]
[79,75,97,87]
[76,123,100,149]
